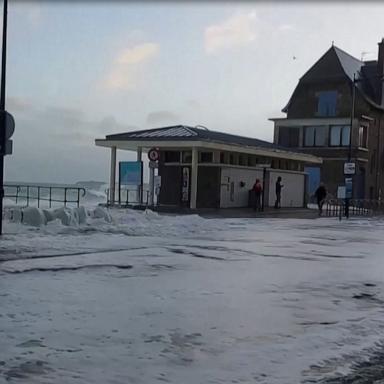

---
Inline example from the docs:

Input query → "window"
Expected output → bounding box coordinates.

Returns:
[315,127,326,146]
[278,127,300,147]
[239,155,246,166]
[200,152,213,163]
[316,91,337,116]
[164,151,180,162]
[359,126,368,148]
[220,152,225,163]
[182,151,192,163]
[304,126,327,147]
[229,154,234,165]
[248,156,256,167]
[329,125,350,146]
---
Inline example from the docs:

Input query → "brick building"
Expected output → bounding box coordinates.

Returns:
[271,39,384,200]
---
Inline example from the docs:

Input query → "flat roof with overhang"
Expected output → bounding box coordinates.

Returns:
[95,125,322,164]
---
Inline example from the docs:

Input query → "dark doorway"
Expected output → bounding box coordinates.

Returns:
[196,167,220,208]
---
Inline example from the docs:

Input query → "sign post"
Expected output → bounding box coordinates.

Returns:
[343,162,355,219]
[148,148,159,207]
[154,175,161,204]
[345,177,353,218]
[0,0,8,235]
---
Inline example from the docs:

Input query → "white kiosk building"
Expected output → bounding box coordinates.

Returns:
[95,125,322,209]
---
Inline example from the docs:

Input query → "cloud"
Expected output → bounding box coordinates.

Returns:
[146,110,180,126]
[13,2,43,29]
[104,42,160,90]
[204,11,257,54]
[278,24,296,32]
[7,97,34,113]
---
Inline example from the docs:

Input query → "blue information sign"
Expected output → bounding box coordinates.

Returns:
[345,177,353,199]
[119,161,143,185]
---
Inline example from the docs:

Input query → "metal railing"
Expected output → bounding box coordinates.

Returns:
[323,198,384,218]
[105,187,153,207]
[4,184,86,208]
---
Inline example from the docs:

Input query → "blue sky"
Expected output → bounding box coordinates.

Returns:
[4,1,384,183]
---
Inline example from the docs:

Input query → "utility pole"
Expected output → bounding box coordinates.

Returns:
[0,0,8,235]
[345,73,356,219]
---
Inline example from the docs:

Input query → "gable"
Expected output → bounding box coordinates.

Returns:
[300,47,351,83]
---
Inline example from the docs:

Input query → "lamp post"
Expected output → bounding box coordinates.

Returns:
[345,72,384,218]
[345,73,356,218]
[0,0,8,235]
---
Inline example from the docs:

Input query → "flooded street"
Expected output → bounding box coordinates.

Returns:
[1,213,384,383]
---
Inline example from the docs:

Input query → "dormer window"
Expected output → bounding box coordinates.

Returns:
[316,91,337,116]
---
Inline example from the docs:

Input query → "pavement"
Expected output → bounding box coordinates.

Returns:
[109,203,320,219]
[198,207,319,219]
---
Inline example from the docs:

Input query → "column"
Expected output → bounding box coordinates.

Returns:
[137,147,142,204]
[149,166,155,206]
[190,147,198,209]
[109,146,117,205]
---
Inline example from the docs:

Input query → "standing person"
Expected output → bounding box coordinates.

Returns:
[252,178,263,211]
[274,176,283,209]
[314,182,327,216]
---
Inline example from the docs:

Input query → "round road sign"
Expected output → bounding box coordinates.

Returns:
[148,148,159,162]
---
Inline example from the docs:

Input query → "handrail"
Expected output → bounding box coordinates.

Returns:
[105,187,151,207]
[322,197,384,218]
[4,184,86,208]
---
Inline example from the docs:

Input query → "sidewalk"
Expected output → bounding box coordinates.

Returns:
[197,207,319,219]
[106,203,320,219]
[153,205,319,219]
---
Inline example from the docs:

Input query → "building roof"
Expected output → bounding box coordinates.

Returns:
[283,45,384,113]
[106,125,278,149]
[96,125,322,164]
[333,46,363,83]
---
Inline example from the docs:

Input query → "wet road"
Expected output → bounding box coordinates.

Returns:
[1,217,384,383]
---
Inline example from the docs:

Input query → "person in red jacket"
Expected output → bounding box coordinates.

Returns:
[252,179,263,211]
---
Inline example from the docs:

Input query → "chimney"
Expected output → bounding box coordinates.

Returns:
[378,38,384,105]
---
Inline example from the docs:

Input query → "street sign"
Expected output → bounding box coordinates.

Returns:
[148,148,159,162]
[154,175,161,196]
[4,139,12,155]
[344,162,356,175]
[119,161,143,185]
[149,160,158,169]
[0,110,15,139]
[345,177,353,199]
[337,185,346,199]
[0,111,15,155]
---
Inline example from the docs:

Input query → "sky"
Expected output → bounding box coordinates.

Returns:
[3,1,384,184]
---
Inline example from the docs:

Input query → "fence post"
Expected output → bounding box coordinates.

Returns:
[15,186,19,204]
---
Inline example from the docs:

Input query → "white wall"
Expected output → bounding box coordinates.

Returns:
[220,167,263,208]
[268,171,305,208]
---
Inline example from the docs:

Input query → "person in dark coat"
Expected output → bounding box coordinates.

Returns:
[274,176,283,209]
[314,182,327,216]
[252,178,263,211]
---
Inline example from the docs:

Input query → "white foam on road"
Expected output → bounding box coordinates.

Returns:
[1,208,384,383]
